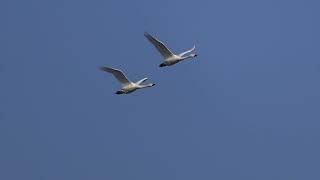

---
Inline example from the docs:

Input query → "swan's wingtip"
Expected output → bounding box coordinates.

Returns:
[100,66,111,71]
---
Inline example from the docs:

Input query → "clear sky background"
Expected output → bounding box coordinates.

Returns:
[1,0,320,179]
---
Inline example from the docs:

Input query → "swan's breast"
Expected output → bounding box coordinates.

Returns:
[122,83,137,91]
[165,55,181,64]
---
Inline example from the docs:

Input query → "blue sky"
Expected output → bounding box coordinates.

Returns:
[1,0,320,179]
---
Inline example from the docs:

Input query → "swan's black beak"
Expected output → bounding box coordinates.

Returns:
[194,54,198,57]
[159,63,166,67]
[151,83,156,86]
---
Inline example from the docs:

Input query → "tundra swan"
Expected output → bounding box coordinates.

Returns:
[144,32,197,67]
[100,66,155,94]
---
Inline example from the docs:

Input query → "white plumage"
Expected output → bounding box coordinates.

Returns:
[144,32,197,67]
[100,66,155,94]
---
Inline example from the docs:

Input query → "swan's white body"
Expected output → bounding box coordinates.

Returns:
[144,32,197,67]
[100,67,155,94]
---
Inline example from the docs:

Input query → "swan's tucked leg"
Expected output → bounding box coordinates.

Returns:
[159,63,167,67]
[115,90,125,94]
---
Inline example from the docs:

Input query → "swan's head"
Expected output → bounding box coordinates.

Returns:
[115,90,125,95]
[190,53,197,58]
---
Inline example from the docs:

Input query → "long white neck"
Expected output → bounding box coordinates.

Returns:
[138,83,155,89]
[181,54,197,60]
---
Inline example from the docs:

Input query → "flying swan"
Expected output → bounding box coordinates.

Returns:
[144,32,197,67]
[100,66,155,94]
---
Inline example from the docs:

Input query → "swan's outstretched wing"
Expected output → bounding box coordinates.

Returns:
[179,45,196,57]
[136,77,148,85]
[144,32,174,59]
[100,67,131,86]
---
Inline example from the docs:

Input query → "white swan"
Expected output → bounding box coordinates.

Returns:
[144,32,197,67]
[100,66,155,94]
